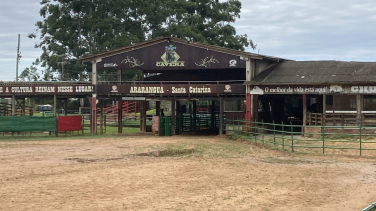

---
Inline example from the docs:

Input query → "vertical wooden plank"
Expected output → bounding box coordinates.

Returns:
[302,94,307,134]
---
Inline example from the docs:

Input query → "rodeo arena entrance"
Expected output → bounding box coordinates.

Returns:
[1,37,376,136]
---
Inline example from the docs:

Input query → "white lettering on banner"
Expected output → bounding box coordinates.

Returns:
[263,86,329,94]
[104,63,118,67]
[35,87,55,93]
[156,62,185,67]
[314,87,328,93]
[130,86,164,94]
[189,86,211,93]
[5,87,9,92]
[351,86,376,93]
[0,87,2,92]
[57,86,73,93]
[11,87,33,93]
[294,87,304,92]
[75,86,93,92]
[172,87,186,93]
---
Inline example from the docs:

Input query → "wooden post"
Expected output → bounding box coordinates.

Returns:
[91,97,97,134]
[20,98,25,116]
[171,98,176,135]
[140,101,147,132]
[211,100,215,129]
[253,95,259,122]
[156,101,161,116]
[219,97,224,136]
[53,95,57,116]
[91,58,100,135]
[244,93,251,133]
[117,99,123,134]
[100,100,104,135]
[357,94,363,126]
[302,94,307,134]
[192,100,197,132]
[323,94,326,125]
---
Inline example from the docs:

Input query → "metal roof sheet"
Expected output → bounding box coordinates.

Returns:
[245,61,376,85]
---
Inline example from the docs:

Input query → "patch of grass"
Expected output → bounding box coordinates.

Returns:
[0,127,140,142]
[228,134,242,140]
[134,141,250,158]
[326,134,357,140]
[105,126,140,134]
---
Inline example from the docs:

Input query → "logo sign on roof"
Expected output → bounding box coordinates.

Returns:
[156,45,185,67]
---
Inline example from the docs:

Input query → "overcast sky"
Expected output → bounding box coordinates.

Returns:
[1,0,375,81]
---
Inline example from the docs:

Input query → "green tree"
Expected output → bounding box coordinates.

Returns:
[27,0,254,81]
[149,0,256,51]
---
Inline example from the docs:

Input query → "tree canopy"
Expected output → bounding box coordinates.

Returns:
[22,0,255,81]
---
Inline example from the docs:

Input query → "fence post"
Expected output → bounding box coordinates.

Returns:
[254,120,257,143]
[273,120,276,146]
[291,122,294,152]
[82,116,84,134]
[249,119,252,137]
[232,119,234,136]
[359,126,362,156]
[104,115,107,134]
[282,121,285,150]
[261,120,264,145]
[237,120,240,135]
[322,125,325,154]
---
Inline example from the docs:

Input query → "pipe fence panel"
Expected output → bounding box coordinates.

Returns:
[225,120,376,156]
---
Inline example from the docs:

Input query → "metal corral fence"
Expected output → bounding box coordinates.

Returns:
[361,202,376,211]
[225,120,376,156]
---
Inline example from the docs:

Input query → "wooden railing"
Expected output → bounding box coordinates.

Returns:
[307,112,376,126]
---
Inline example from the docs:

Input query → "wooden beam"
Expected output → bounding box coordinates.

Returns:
[302,94,307,134]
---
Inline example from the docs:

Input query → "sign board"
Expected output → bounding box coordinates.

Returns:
[97,84,245,95]
[97,41,246,71]
[0,85,94,96]
[250,85,376,95]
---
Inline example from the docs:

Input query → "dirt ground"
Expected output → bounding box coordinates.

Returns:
[0,135,376,211]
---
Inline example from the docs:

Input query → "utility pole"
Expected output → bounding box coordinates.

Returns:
[58,55,66,81]
[16,34,21,82]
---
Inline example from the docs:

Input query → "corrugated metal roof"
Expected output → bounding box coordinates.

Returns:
[82,37,288,62]
[245,61,376,85]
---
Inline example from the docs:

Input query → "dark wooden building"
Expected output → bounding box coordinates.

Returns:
[81,37,286,134]
[244,60,376,128]
[4,37,375,135]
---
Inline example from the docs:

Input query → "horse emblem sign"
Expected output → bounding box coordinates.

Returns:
[156,45,185,67]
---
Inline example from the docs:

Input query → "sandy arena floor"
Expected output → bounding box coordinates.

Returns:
[0,135,375,211]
